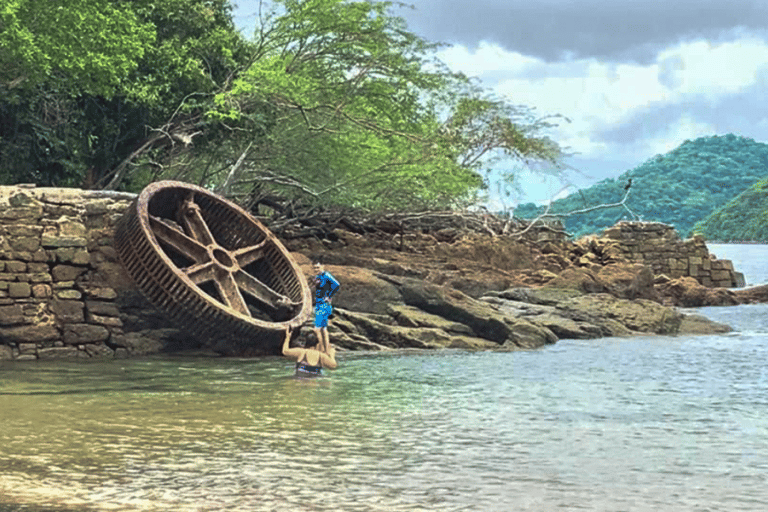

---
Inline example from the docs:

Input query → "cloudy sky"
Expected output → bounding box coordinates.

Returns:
[232,0,768,204]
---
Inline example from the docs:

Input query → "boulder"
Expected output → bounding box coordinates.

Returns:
[389,276,557,348]
[734,284,768,304]
[544,262,657,301]
[558,293,730,336]
[332,308,500,350]
[656,277,739,307]
[300,264,402,316]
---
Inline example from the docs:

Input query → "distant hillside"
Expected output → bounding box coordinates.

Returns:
[515,134,768,238]
[692,178,768,241]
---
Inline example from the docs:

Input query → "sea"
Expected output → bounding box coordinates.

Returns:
[1,244,768,512]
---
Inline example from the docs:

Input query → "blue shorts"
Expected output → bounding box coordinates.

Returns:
[314,302,332,328]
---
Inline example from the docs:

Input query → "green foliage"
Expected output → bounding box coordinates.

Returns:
[0,0,251,188]
[516,134,768,238]
[0,0,563,212]
[208,0,563,210]
[693,178,768,241]
[0,0,155,98]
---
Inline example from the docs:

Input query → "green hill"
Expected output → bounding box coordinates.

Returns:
[692,178,768,241]
[515,134,768,238]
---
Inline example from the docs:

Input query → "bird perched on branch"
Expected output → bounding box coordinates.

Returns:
[624,178,632,191]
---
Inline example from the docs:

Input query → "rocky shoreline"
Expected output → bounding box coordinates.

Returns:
[280,224,761,353]
[0,184,765,360]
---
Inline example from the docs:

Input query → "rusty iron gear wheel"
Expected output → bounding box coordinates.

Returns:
[113,181,312,356]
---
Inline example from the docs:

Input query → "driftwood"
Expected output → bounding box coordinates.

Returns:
[242,195,568,245]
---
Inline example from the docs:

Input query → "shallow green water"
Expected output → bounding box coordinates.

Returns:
[2,304,768,511]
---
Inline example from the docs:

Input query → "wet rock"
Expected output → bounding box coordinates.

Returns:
[678,314,732,335]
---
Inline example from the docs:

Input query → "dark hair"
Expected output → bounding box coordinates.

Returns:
[304,331,320,348]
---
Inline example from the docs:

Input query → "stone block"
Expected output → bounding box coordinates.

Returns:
[85,300,121,317]
[80,287,118,300]
[689,265,699,277]
[56,289,82,300]
[0,304,24,325]
[86,312,123,327]
[5,261,26,273]
[711,270,731,281]
[50,299,85,323]
[84,343,114,358]
[8,282,31,298]
[0,206,42,222]
[32,284,53,298]
[55,248,76,262]
[702,258,711,270]
[688,256,702,266]
[38,347,87,359]
[9,237,41,252]
[0,324,59,343]
[51,265,87,282]
[27,273,53,283]
[26,262,49,273]
[18,343,37,354]
[42,224,88,248]
[72,250,90,265]
[63,324,110,344]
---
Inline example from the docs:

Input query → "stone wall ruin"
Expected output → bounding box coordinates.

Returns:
[0,187,744,360]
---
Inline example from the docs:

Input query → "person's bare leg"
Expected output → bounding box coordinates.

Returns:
[321,328,331,353]
[313,326,325,352]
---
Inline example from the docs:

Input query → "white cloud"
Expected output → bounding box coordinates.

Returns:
[436,36,768,162]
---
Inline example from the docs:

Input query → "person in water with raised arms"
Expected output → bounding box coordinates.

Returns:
[282,325,337,376]
[312,260,340,353]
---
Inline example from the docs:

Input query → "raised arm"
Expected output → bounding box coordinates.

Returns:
[326,272,340,299]
[281,326,303,360]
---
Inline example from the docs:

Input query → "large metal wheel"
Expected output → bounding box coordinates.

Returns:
[113,181,312,356]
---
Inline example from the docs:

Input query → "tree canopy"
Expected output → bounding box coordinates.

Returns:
[0,0,564,212]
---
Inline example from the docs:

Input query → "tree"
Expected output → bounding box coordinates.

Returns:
[0,0,251,188]
[205,0,564,211]
[0,0,564,213]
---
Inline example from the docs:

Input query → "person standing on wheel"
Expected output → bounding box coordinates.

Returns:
[312,260,339,354]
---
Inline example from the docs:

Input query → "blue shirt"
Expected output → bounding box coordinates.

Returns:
[314,271,340,306]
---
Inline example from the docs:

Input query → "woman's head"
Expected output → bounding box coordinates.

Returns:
[304,331,320,349]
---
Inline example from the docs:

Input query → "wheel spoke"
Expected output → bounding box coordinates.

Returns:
[235,270,295,310]
[179,193,216,246]
[234,240,268,267]
[215,271,250,316]
[150,215,208,262]
[184,261,217,285]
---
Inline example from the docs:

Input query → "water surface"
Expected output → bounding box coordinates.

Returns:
[2,245,768,511]
[3,305,768,511]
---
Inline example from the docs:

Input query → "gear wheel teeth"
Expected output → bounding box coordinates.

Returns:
[114,181,312,356]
